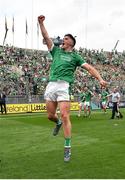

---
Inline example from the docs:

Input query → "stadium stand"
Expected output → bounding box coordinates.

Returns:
[0,45,125,104]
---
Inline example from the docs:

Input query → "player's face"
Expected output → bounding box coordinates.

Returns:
[102,87,105,91]
[113,88,117,93]
[61,36,74,50]
[84,87,88,92]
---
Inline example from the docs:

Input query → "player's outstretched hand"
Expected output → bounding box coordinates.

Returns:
[38,15,45,24]
[99,79,108,88]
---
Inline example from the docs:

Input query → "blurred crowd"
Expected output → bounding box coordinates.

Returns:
[74,48,125,95]
[0,45,125,96]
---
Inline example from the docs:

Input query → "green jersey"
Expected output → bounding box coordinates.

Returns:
[84,91,93,102]
[80,93,86,102]
[101,91,109,102]
[80,91,92,102]
[50,46,86,83]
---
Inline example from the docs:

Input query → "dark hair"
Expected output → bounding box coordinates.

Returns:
[64,34,76,47]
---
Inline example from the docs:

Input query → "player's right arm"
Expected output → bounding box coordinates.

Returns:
[106,93,112,97]
[82,63,107,87]
[38,15,53,50]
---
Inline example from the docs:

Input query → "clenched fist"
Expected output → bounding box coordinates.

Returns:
[38,15,45,24]
[99,79,108,88]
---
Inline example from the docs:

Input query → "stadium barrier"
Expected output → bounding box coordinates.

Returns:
[108,101,125,108]
[4,101,125,114]
[6,102,80,114]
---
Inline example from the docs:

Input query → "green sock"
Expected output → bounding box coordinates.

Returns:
[56,119,62,125]
[64,138,71,147]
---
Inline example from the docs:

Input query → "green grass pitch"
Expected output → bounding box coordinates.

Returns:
[0,109,125,179]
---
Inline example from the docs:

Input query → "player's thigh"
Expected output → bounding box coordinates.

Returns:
[102,101,106,107]
[79,102,83,109]
[46,101,58,115]
[58,101,70,117]
[84,102,87,109]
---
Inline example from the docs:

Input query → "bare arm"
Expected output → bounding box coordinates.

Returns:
[107,96,109,103]
[81,63,107,87]
[106,93,112,97]
[38,15,53,50]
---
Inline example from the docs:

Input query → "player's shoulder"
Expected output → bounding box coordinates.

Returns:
[50,45,60,52]
[117,92,120,96]
[88,90,92,94]
[71,50,81,57]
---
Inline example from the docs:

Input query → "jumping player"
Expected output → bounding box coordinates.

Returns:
[38,15,107,162]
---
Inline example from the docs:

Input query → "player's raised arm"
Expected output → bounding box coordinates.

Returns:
[81,63,107,87]
[38,15,53,50]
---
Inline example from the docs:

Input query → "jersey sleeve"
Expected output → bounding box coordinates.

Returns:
[106,92,109,96]
[76,53,86,66]
[90,91,93,96]
[50,45,59,58]
[80,93,85,101]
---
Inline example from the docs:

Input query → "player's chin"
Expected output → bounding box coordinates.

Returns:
[61,44,65,48]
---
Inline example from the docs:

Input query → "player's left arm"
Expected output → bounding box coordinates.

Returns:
[81,63,107,87]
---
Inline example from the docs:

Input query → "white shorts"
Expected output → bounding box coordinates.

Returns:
[84,101,90,107]
[44,81,70,102]
[102,101,107,106]
[79,102,84,108]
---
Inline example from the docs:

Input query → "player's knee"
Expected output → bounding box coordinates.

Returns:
[60,112,68,121]
[47,114,55,120]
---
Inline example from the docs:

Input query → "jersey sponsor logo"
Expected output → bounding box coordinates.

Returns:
[60,54,72,62]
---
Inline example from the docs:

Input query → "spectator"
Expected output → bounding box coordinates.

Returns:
[0,90,7,114]
[108,87,123,119]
